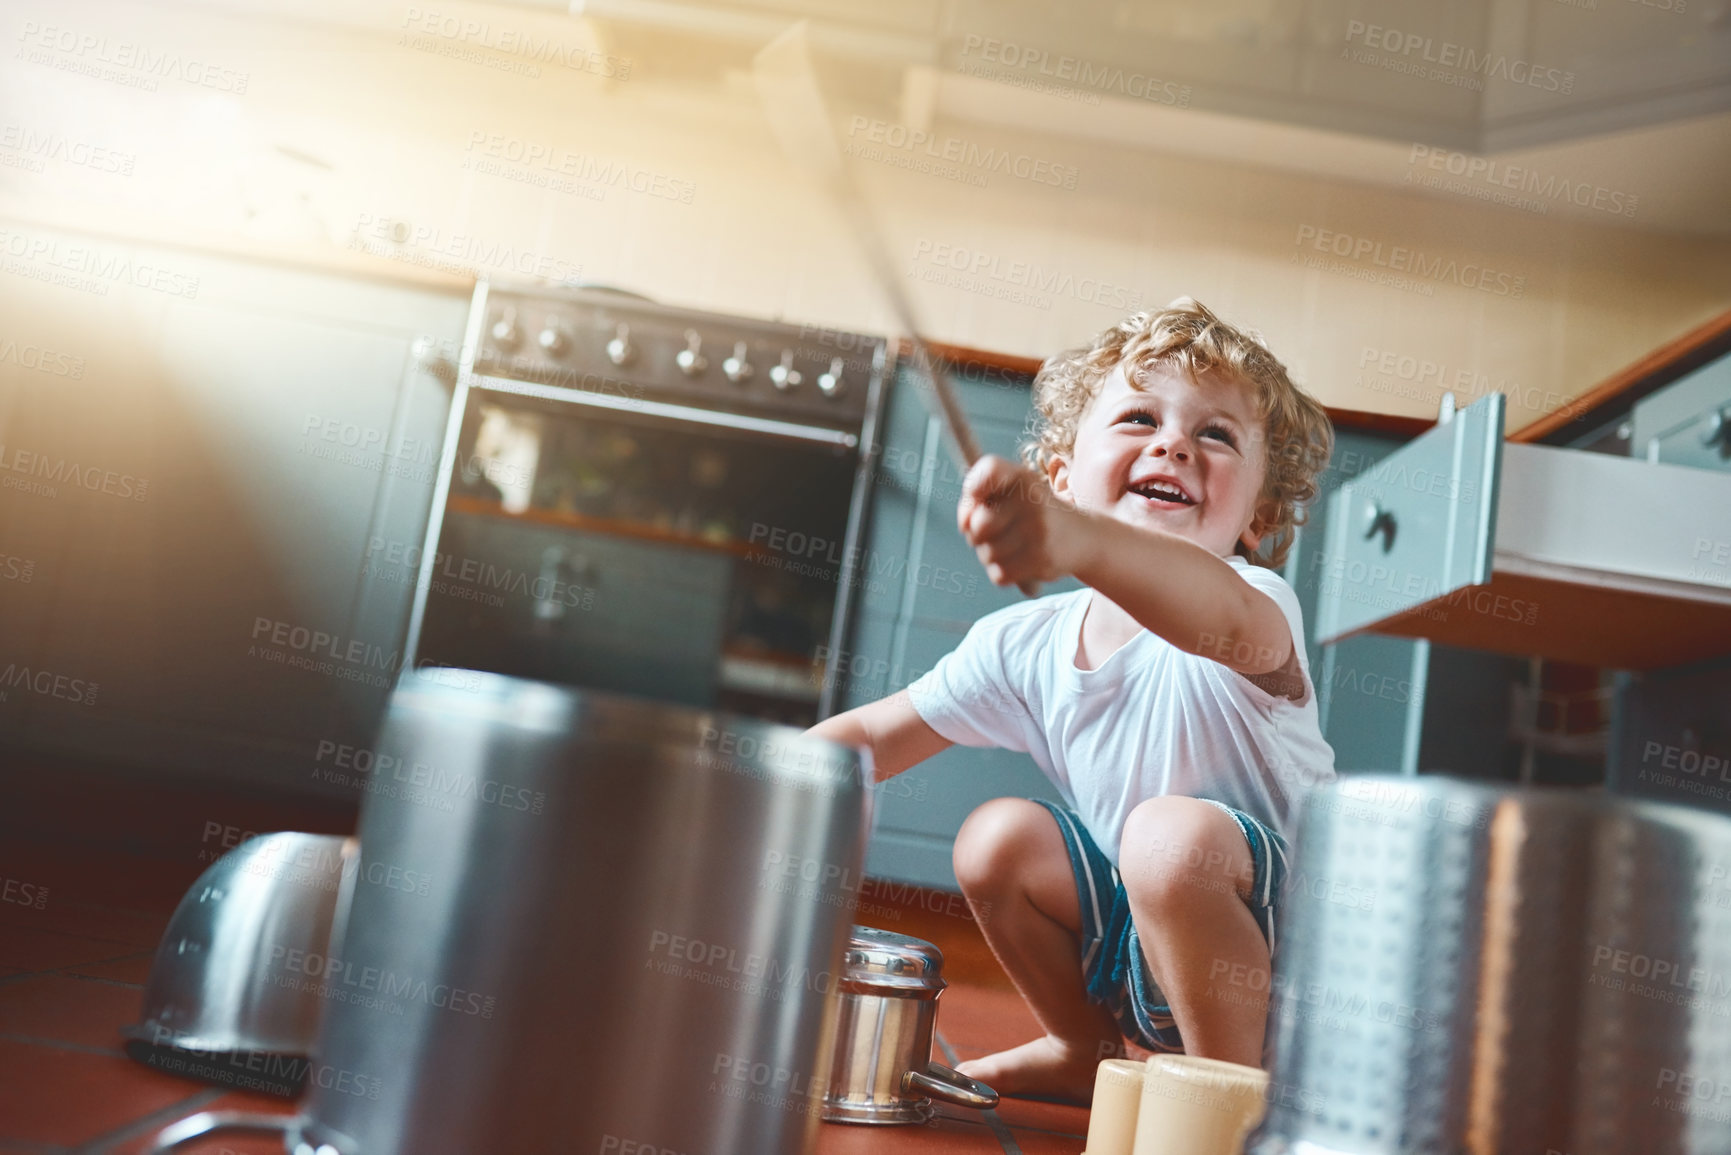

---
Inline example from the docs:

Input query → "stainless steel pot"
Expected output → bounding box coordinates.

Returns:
[822,926,998,1123]
[1248,774,1731,1155]
[147,671,869,1155]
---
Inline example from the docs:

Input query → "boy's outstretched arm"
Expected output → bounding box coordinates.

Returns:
[957,455,1296,681]
[806,689,953,782]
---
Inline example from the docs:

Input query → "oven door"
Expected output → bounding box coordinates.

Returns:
[410,385,862,725]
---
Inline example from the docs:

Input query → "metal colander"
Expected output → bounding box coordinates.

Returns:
[1249,775,1731,1155]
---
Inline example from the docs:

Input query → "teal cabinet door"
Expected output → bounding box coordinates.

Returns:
[845,362,1076,890]
[1286,427,1431,775]
[0,226,469,795]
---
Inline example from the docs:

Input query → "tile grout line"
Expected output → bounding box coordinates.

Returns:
[934,1029,1025,1155]
[0,947,158,988]
[70,1087,227,1155]
[0,1031,126,1057]
[63,971,149,991]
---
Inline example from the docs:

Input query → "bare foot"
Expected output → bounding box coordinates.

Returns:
[954,1035,1104,1105]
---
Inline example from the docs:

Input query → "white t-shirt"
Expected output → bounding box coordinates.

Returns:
[906,555,1336,866]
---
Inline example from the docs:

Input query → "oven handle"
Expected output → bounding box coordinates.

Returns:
[471,373,859,450]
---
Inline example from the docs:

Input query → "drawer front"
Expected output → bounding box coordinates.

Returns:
[1315,393,1505,645]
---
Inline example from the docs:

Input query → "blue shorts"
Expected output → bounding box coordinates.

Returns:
[1029,798,1289,1055]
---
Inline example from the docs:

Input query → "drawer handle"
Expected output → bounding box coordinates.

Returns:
[1701,406,1730,450]
[1363,501,1396,553]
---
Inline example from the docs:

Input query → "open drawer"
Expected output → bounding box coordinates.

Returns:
[1315,393,1731,670]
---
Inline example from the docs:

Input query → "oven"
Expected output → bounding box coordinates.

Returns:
[401,282,888,726]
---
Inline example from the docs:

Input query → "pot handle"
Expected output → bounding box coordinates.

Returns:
[141,1110,301,1154]
[904,1062,1000,1110]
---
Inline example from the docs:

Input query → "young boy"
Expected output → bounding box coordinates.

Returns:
[807,298,1337,1103]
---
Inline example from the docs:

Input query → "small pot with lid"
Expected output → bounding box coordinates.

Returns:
[822,926,999,1124]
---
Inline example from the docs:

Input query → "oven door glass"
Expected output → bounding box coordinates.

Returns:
[415,389,859,726]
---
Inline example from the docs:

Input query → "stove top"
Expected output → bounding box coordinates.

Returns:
[473,283,884,433]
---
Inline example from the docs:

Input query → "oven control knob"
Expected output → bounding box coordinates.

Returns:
[676,329,707,377]
[723,341,753,384]
[818,357,846,398]
[606,323,635,367]
[490,309,520,350]
[770,350,802,391]
[537,322,570,357]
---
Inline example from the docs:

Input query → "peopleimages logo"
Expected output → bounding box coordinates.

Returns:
[1342,20,1574,94]
[1406,145,1638,220]
[0,443,150,500]
[2,875,48,909]
[463,131,695,205]
[1354,346,1592,422]
[0,122,135,176]
[845,117,1079,190]
[399,6,631,80]
[1590,945,1731,1003]
[269,944,497,1018]
[956,34,1192,107]
[310,739,546,815]
[1293,225,1526,298]
[0,338,84,378]
[14,21,251,93]
[0,663,99,706]
[909,240,1142,310]
[645,928,837,1001]
[349,214,582,285]
[0,228,200,299]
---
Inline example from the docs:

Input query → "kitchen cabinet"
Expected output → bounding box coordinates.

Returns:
[842,361,1076,888]
[1314,376,1731,813]
[1606,654,1731,817]
[0,225,468,793]
[1605,349,1731,815]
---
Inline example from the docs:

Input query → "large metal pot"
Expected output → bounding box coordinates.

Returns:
[822,927,998,1123]
[1249,774,1731,1155]
[148,671,869,1155]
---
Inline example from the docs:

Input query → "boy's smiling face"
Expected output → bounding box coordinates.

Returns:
[1047,360,1274,560]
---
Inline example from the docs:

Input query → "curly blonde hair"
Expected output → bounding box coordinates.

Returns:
[1021,298,1333,570]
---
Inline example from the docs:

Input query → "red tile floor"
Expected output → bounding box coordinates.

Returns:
[0,760,1098,1154]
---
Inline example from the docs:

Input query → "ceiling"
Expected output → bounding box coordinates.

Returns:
[169,0,1731,237]
[563,0,1731,235]
[561,0,1731,146]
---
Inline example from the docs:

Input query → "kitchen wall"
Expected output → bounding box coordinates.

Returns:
[2,0,1730,434]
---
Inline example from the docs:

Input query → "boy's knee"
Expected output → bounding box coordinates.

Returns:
[953,798,1051,893]
[1118,796,1216,863]
[1119,797,1250,905]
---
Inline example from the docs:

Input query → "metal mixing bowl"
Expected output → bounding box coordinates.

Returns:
[123,831,356,1096]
